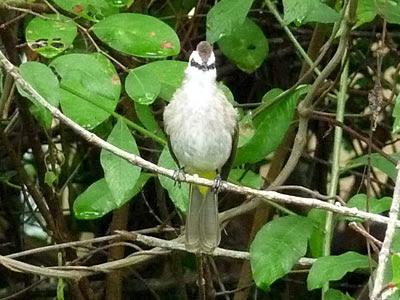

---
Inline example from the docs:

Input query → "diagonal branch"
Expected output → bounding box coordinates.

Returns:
[370,163,400,299]
[0,49,399,229]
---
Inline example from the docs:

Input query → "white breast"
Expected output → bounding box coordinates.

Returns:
[164,81,237,173]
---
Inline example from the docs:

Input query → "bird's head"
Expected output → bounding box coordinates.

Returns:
[186,41,217,81]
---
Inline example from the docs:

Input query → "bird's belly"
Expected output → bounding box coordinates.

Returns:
[170,120,232,173]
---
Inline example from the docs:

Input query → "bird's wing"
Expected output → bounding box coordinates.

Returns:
[220,124,238,180]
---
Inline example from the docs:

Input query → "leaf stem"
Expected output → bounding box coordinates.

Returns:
[321,58,349,298]
[264,0,321,76]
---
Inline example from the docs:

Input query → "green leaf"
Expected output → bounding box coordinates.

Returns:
[262,88,284,104]
[217,18,268,71]
[228,168,262,189]
[18,61,60,129]
[108,0,132,8]
[325,289,355,300]
[392,230,400,252]
[250,215,313,290]
[52,0,118,20]
[344,153,400,181]
[283,0,338,25]
[339,194,392,222]
[356,0,378,26]
[74,178,117,219]
[134,103,166,139]
[100,119,141,203]
[393,94,400,134]
[206,0,254,43]
[45,171,58,187]
[307,252,372,290]
[126,67,161,104]
[237,114,255,148]
[302,2,339,24]
[50,53,120,129]
[126,61,187,102]
[26,14,77,58]
[235,85,308,165]
[375,0,400,25]
[392,253,400,288]
[158,147,189,213]
[308,209,326,258]
[92,13,180,58]
[74,174,151,219]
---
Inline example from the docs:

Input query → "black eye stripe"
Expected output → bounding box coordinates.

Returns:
[190,59,216,71]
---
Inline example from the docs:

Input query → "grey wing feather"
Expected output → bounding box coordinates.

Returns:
[220,124,238,180]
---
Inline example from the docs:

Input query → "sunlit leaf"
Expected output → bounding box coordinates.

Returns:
[100,119,141,203]
[92,13,180,57]
[18,62,60,129]
[235,85,308,165]
[206,0,254,43]
[50,53,120,129]
[307,252,373,290]
[250,216,313,290]
[26,14,77,58]
[218,18,268,71]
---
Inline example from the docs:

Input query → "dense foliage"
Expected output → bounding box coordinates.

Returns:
[1,0,400,299]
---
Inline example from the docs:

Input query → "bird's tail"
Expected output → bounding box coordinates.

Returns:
[185,185,220,253]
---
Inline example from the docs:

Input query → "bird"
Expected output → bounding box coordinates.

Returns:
[163,41,238,253]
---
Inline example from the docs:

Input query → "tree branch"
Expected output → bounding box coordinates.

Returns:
[0,49,399,230]
[370,163,400,299]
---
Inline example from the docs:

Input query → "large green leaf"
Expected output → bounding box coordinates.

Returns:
[325,289,355,300]
[134,103,166,139]
[52,0,118,20]
[92,13,180,58]
[283,0,339,25]
[250,215,313,290]
[356,0,378,26]
[126,67,161,105]
[307,252,373,290]
[74,174,151,219]
[218,18,268,71]
[50,53,120,129]
[18,62,60,129]
[235,85,308,165]
[340,194,392,222]
[100,119,141,203]
[344,153,400,181]
[375,0,400,24]
[73,178,116,219]
[356,0,400,25]
[158,147,189,213]
[26,14,77,58]
[206,0,254,43]
[126,61,187,102]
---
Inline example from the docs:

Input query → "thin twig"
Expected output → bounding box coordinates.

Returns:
[370,162,400,299]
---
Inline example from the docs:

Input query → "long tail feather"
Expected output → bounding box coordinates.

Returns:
[185,185,220,253]
[199,188,220,253]
[185,185,202,251]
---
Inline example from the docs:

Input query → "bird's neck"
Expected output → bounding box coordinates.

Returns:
[182,67,217,94]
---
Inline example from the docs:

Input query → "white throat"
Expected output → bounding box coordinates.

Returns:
[183,50,217,91]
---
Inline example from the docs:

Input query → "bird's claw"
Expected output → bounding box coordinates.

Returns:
[213,174,224,193]
[173,167,186,187]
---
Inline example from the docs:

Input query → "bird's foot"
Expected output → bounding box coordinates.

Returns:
[213,174,224,194]
[173,167,186,187]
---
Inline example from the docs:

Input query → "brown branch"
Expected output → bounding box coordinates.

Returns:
[0,49,399,229]
[311,114,397,165]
